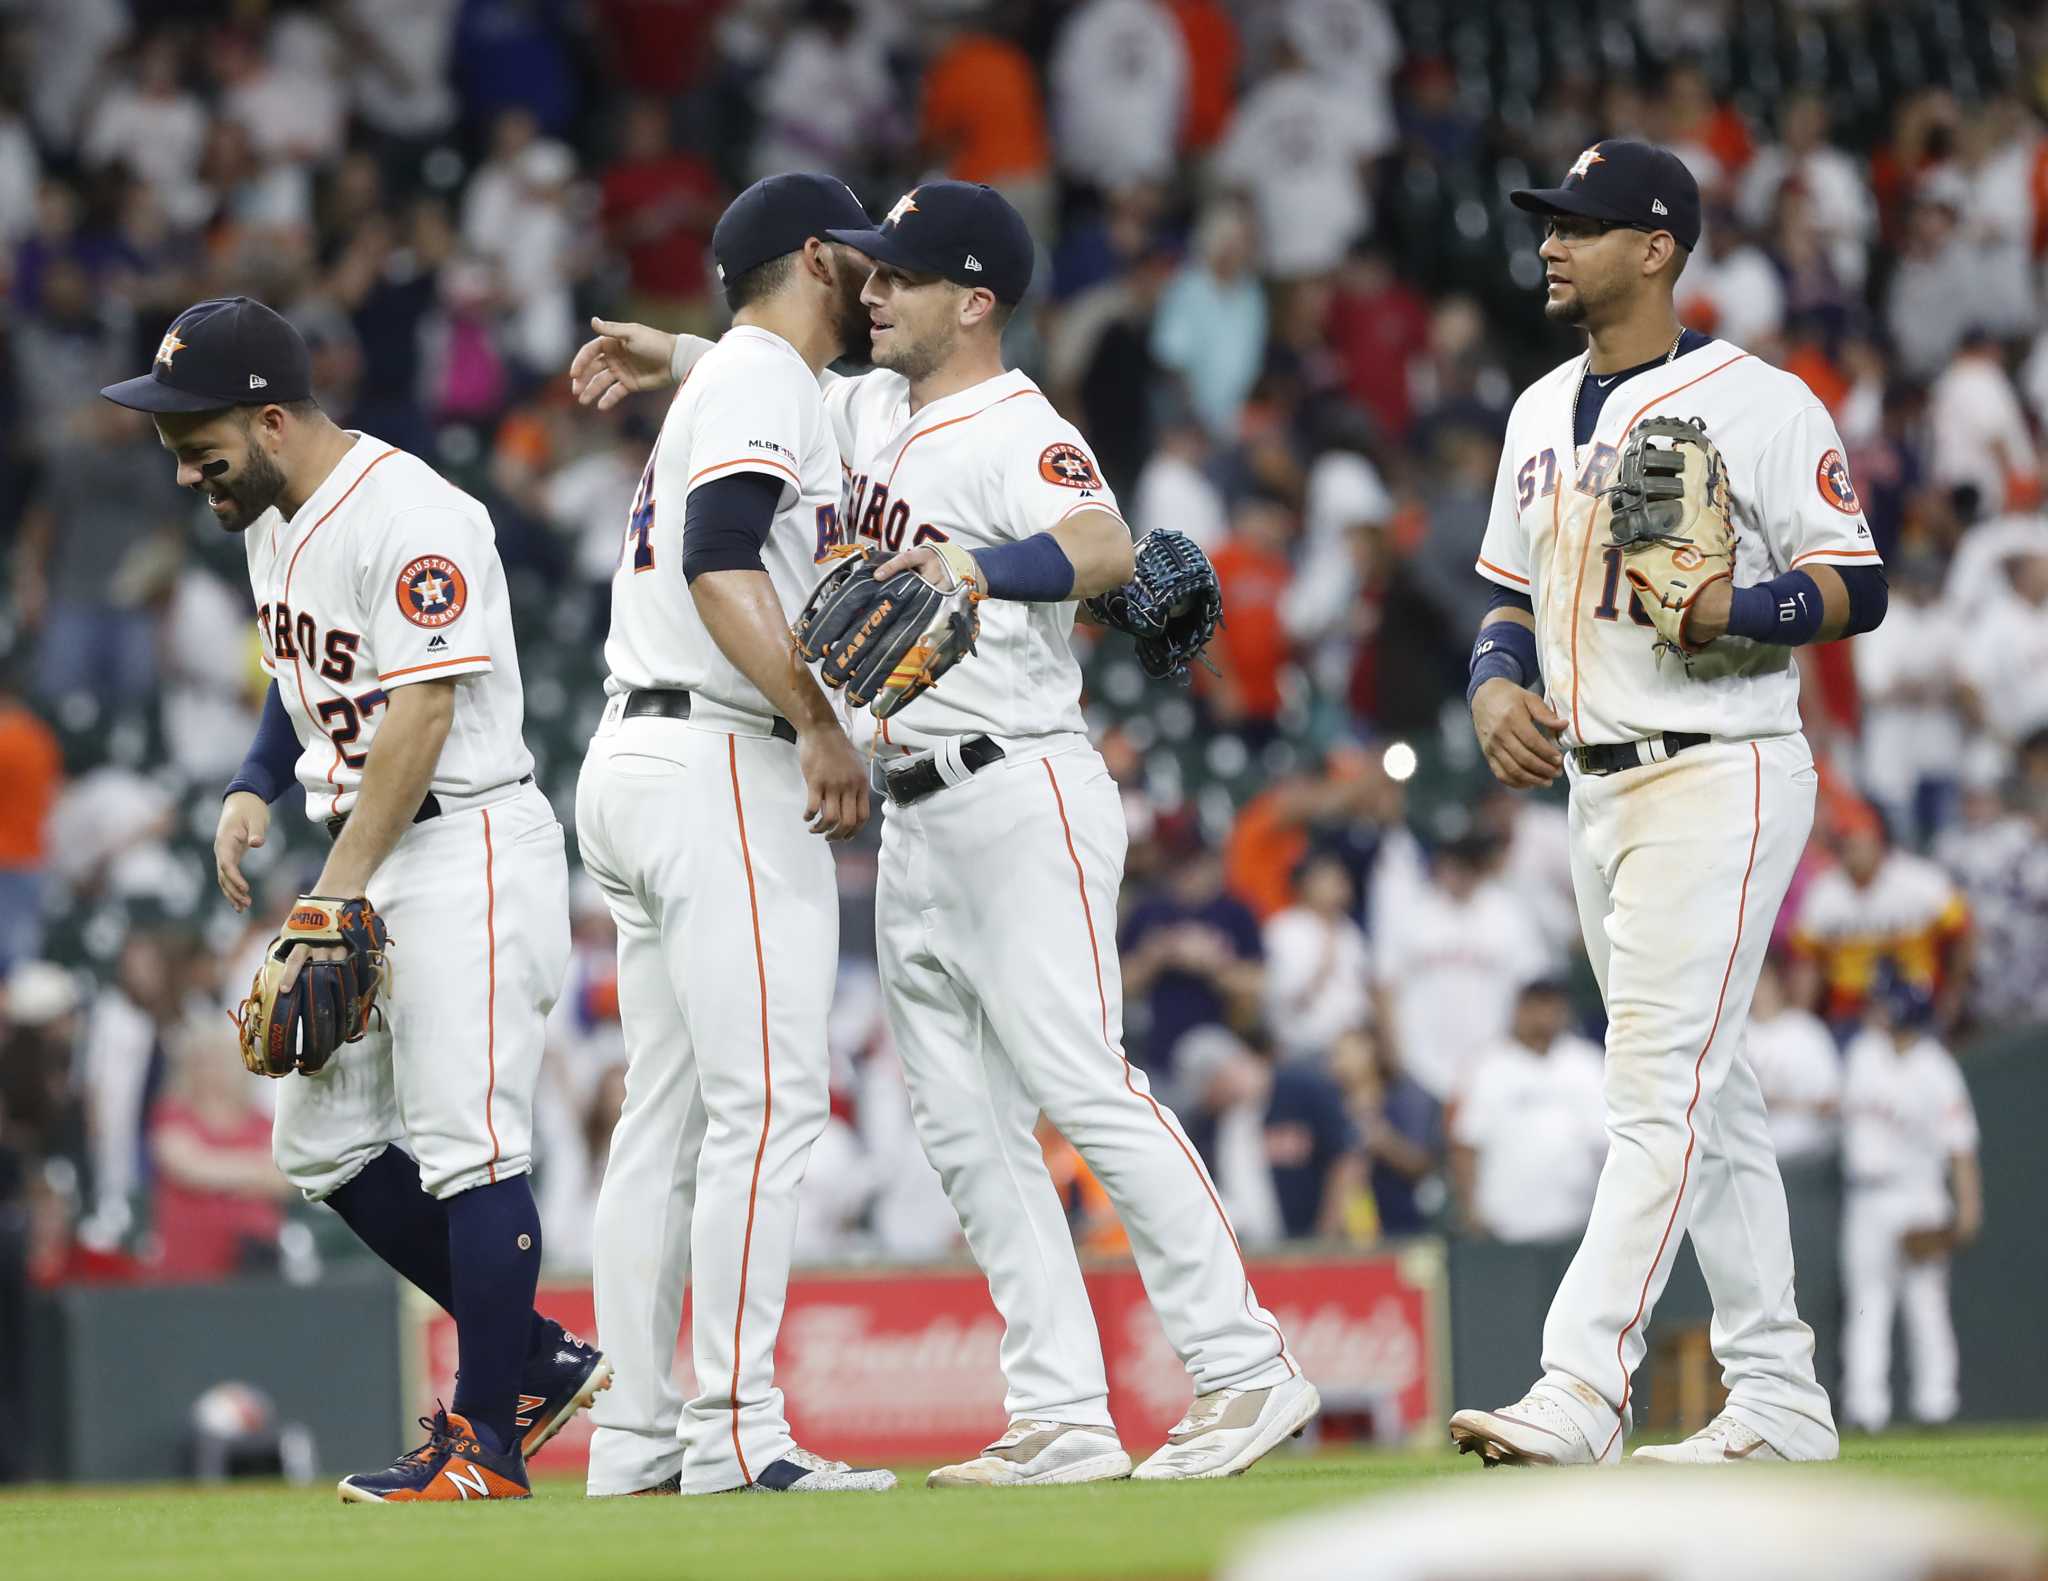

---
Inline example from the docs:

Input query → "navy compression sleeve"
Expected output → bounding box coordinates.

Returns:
[680,470,783,583]
[225,681,299,803]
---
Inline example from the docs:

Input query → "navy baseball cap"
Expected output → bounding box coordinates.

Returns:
[713,171,874,287]
[1511,140,1702,252]
[101,296,313,413]
[827,181,1034,304]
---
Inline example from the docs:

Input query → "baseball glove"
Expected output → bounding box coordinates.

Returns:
[1601,416,1737,659]
[1082,528,1223,682]
[792,544,981,719]
[234,895,392,1077]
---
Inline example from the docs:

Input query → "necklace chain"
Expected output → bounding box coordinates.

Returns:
[1571,328,1685,449]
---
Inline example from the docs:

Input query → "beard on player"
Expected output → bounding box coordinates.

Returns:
[826,245,875,366]
[201,436,290,532]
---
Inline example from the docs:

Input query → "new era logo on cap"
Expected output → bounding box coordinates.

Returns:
[249,374,267,389]
[1652,199,1668,215]
[963,255,982,272]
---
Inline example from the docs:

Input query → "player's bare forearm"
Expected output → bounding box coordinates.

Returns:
[316,679,456,896]
[1052,508,1137,598]
[1685,562,1853,644]
[1951,1151,1983,1243]
[1319,1153,1368,1242]
[691,569,839,734]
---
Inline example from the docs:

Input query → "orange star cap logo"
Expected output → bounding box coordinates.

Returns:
[1567,146,1605,181]
[885,190,919,227]
[154,330,187,367]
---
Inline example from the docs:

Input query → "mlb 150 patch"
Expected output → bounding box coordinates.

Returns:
[397,555,469,628]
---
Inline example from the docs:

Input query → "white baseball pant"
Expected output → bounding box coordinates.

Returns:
[1539,735,1839,1460]
[1839,1185,1960,1432]
[875,742,1295,1428]
[273,781,569,1200]
[576,706,836,1495]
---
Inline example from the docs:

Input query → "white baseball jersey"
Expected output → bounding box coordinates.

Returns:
[822,366,1124,756]
[1450,1034,1609,1243]
[604,325,843,718]
[245,433,532,822]
[1476,338,1881,747]
[1841,1031,1978,1197]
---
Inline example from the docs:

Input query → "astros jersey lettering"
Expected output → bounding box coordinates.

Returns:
[244,433,532,821]
[1476,339,1880,746]
[604,325,843,719]
[823,367,1119,752]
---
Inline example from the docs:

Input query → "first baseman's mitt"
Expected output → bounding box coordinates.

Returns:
[234,895,392,1077]
[1082,528,1223,682]
[1601,416,1737,659]
[792,544,981,719]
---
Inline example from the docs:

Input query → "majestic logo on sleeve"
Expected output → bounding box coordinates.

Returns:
[1038,443,1103,489]
[1816,449,1862,514]
[396,554,469,628]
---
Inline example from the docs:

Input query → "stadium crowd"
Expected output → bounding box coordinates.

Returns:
[0,0,2039,1436]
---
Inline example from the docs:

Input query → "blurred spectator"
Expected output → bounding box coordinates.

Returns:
[1789,803,1972,1035]
[1929,330,2040,522]
[1202,493,1298,746]
[599,99,723,326]
[81,33,211,230]
[146,1010,290,1282]
[1050,0,1188,193]
[452,0,580,138]
[919,8,1052,234]
[1149,200,1266,439]
[1678,209,1784,350]
[1213,34,1374,279]
[752,0,900,185]
[1324,247,1430,440]
[1177,1026,1361,1246]
[461,111,582,374]
[1736,92,1874,291]
[1448,979,1607,1244]
[0,960,85,1181]
[1953,96,2039,347]
[1746,955,1842,1166]
[80,930,194,1248]
[0,675,61,973]
[1329,1025,1443,1240]
[1885,178,1981,383]
[335,0,462,148]
[1955,540,2048,754]
[534,878,625,1269]
[1262,848,1372,1063]
[1838,972,1981,1434]
[1045,236,1173,492]
[1131,418,1227,552]
[1937,730,2048,1029]
[1283,0,1399,165]
[0,87,38,250]
[1852,547,1968,845]
[542,408,656,605]
[1656,59,1750,197]
[1226,745,1424,935]
[1120,818,1264,1080]
[17,404,188,711]
[1475,787,1579,962]
[212,14,347,170]
[1283,427,1395,699]
[1374,833,1550,1102]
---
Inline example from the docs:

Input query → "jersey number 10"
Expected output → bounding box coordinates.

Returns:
[1591,546,1654,627]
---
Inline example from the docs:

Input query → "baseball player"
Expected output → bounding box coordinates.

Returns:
[103,298,608,1503]
[1838,969,1981,1433]
[576,180,1318,1485]
[1446,142,1888,1466]
[573,174,896,1497]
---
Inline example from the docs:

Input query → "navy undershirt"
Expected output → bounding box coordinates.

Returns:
[1573,328,1714,449]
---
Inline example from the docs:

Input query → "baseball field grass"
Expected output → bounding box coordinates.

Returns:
[8,1428,2045,1581]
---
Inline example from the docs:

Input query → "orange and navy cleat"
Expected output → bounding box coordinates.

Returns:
[517,1321,613,1459]
[338,1409,531,1504]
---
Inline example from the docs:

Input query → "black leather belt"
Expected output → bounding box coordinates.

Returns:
[1572,732,1711,777]
[623,688,797,744]
[324,774,532,841]
[884,735,1006,807]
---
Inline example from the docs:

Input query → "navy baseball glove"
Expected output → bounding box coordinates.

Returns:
[1083,528,1223,682]
[792,544,981,719]
[235,895,392,1077]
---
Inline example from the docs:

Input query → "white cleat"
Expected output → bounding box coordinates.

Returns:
[741,1446,897,1493]
[1131,1374,1321,1481]
[1631,1413,1787,1464]
[1450,1390,1606,1467]
[927,1420,1132,1489]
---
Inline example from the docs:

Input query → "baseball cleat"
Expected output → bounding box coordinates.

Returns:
[517,1320,613,1459]
[338,1408,530,1503]
[1632,1413,1787,1464]
[739,1446,897,1493]
[927,1420,1132,1488]
[1130,1374,1321,1480]
[1450,1390,1605,1467]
